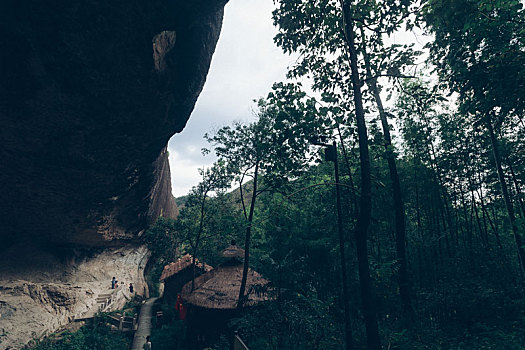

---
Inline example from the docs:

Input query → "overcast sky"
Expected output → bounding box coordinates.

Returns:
[168,0,295,197]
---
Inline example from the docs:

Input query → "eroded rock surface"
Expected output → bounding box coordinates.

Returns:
[0,245,150,349]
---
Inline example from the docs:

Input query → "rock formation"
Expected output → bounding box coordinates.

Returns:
[0,245,150,348]
[0,0,227,248]
[0,0,228,347]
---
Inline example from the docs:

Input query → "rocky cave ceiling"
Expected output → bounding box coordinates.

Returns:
[0,0,228,249]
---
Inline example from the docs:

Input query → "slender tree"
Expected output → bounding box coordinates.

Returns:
[205,103,311,308]
[359,25,415,314]
[184,164,230,291]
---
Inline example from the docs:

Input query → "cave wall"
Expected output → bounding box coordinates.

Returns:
[0,0,228,247]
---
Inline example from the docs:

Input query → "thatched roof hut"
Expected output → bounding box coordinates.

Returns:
[181,263,268,309]
[180,244,269,310]
[221,244,245,259]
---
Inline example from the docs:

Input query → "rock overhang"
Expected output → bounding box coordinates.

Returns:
[0,0,229,249]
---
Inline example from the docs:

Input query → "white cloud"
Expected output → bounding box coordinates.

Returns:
[167,149,206,197]
[168,0,296,197]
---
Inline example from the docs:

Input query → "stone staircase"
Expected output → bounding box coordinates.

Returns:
[96,292,115,312]
[78,289,120,320]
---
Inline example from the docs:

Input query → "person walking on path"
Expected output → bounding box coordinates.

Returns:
[143,335,152,350]
[129,283,134,294]
[111,277,116,289]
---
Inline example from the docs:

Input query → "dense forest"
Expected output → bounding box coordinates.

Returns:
[145,0,525,349]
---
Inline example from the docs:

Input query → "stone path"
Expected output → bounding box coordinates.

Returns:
[131,297,158,350]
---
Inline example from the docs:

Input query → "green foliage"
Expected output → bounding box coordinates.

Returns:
[423,0,525,119]
[176,189,245,267]
[144,217,179,296]
[251,166,346,296]
[121,298,142,317]
[231,293,343,350]
[28,314,133,350]
[173,162,237,274]
[150,303,187,350]
[204,102,312,188]
[163,1,525,348]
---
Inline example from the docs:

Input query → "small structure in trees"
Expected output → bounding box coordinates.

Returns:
[181,242,270,347]
[160,254,212,305]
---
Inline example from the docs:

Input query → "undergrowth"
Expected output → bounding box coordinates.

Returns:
[26,314,133,350]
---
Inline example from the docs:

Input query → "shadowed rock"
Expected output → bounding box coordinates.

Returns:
[0,0,228,248]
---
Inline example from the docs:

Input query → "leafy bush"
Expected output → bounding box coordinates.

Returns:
[150,303,187,350]
[27,314,133,350]
[228,292,343,350]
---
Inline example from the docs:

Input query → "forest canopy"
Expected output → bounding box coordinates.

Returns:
[147,0,525,349]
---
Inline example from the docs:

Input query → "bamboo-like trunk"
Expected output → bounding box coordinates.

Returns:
[508,160,525,218]
[486,119,525,273]
[359,26,413,315]
[237,162,259,309]
[192,189,208,291]
[341,3,381,349]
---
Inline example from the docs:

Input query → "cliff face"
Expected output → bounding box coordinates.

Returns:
[0,244,150,348]
[0,0,227,248]
[0,1,228,346]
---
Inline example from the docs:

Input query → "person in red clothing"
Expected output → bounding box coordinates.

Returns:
[175,294,187,320]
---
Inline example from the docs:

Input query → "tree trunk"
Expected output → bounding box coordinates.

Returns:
[359,26,413,315]
[453,184,459,247]
[414,163,426,286]
[192,190,208,291]
[333,141,354,350]
[472,190,488,248]
[337,124,359,218]
[459,183,470,251]
[479,192,503,249]
[429,140,455,258]
[237,162,259,309]
[508,160,525,218]
[486,119,525,273]
[341,3,381,349]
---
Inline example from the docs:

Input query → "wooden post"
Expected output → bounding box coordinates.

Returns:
[119,316,123,331]
[156,311,163,328]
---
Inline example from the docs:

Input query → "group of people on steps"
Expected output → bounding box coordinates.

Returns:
[111,276,134,293]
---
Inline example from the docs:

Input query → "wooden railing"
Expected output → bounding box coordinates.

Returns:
[96,291,116,312]
[97,289,130,313]
[107,313,137,331]
[96,289,137,331]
